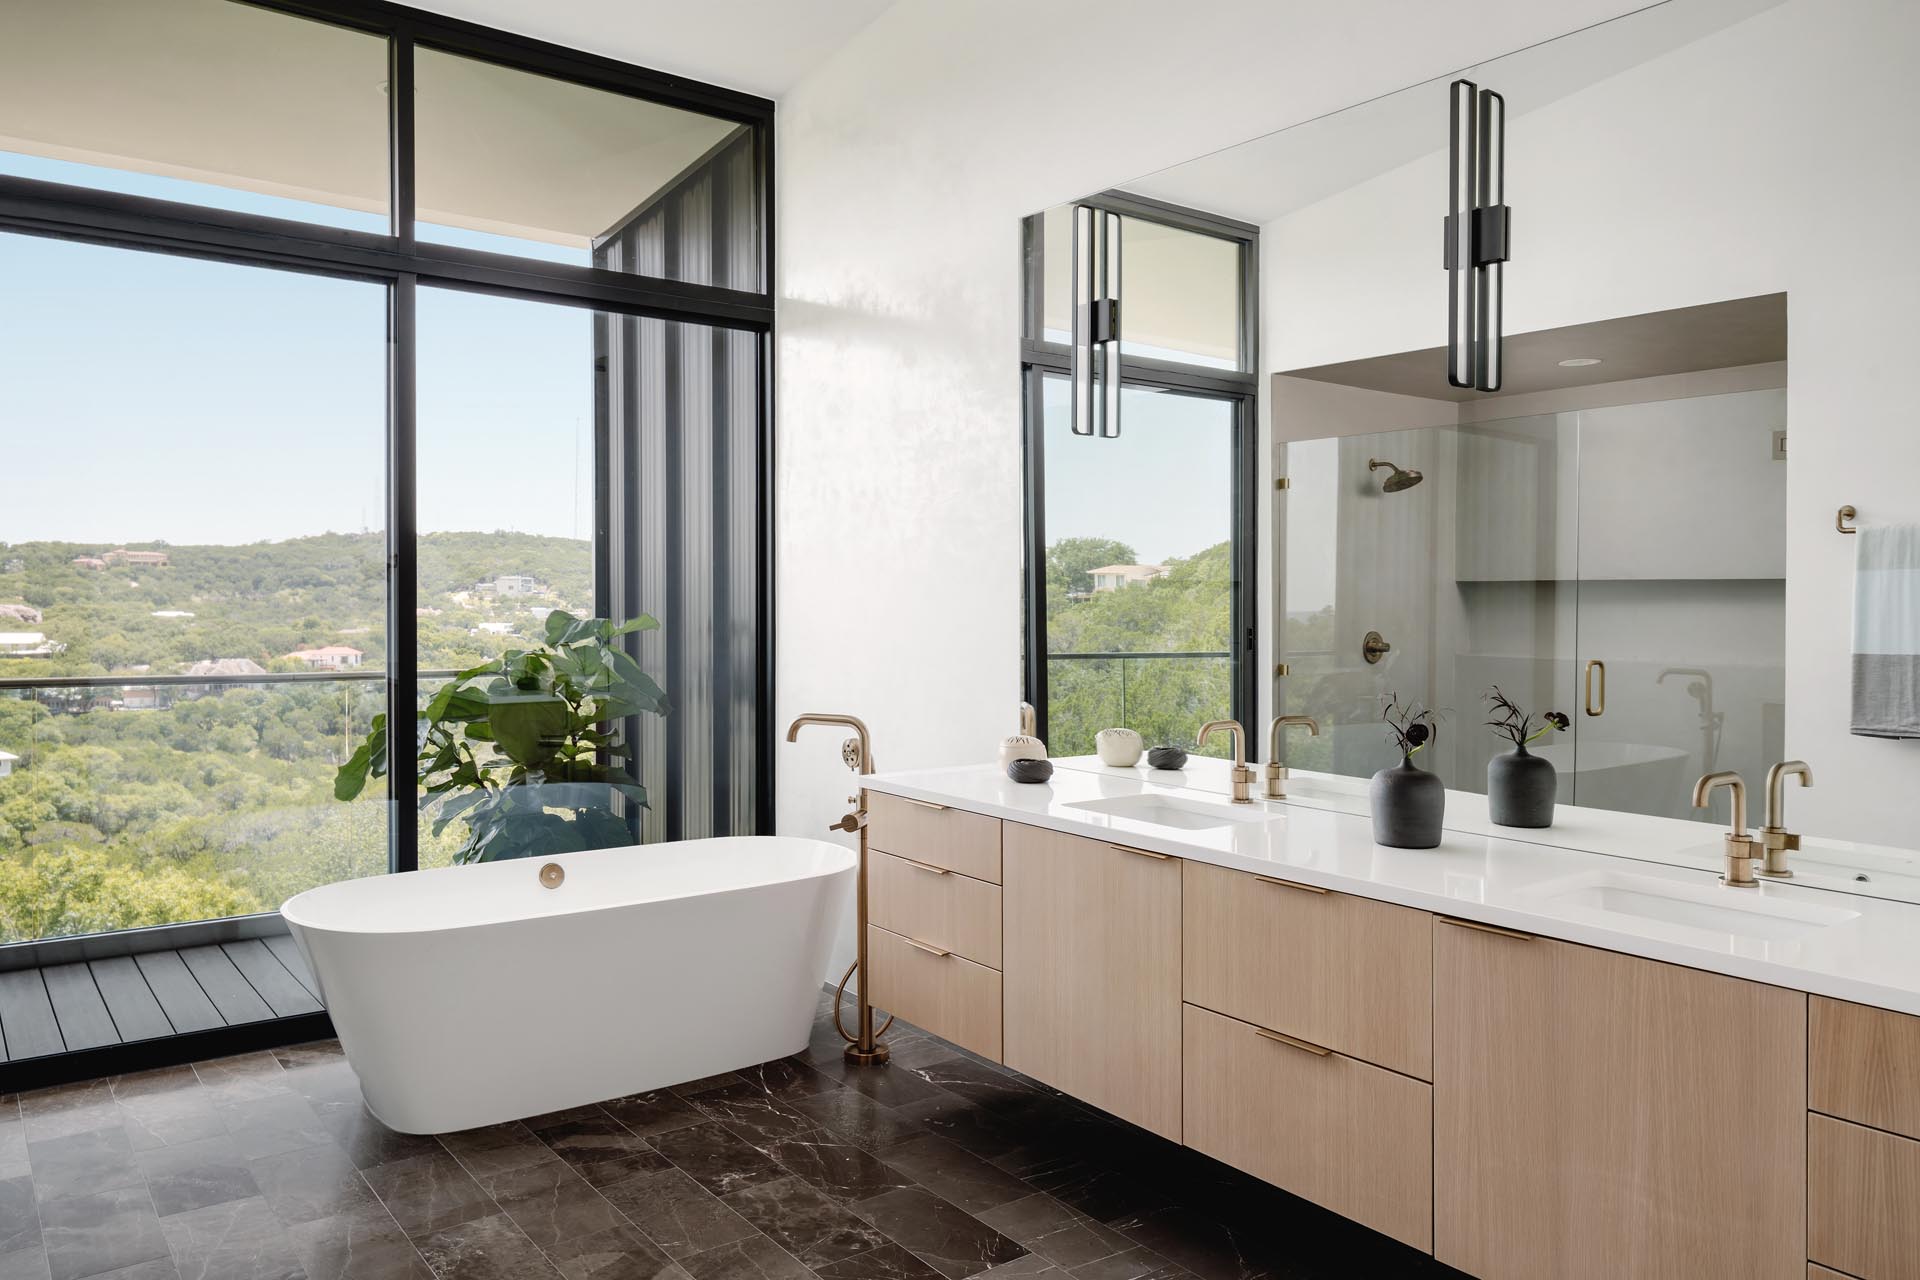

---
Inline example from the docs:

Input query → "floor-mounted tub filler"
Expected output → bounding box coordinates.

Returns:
[282,837,855,1134]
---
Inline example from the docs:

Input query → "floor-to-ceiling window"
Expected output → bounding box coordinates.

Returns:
[0,0,774,948]
[1020,197,1258,757]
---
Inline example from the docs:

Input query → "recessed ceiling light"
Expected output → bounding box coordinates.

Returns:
[1558,357,1603,368]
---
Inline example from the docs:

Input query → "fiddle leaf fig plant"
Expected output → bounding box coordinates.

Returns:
[334,610,670,864]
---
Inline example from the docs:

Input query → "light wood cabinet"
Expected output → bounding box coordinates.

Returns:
[870,851,1002,968]
[866,924,1003,1062]
[1809,1112,1920,1279]
[1182,1002,1432,1250]
[1434,918,1806,1280]
[1002,822,1182,1140]
[866,792,1001,883]
[1811,996,1920,1142]
[1182,859,1431,1079]
[1809,1266,1854,1280]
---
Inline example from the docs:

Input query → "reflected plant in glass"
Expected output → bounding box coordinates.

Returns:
[335,611,669,863]
[1483,686,1566,830]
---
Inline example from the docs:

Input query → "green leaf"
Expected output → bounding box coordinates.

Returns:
[333,714,387,801]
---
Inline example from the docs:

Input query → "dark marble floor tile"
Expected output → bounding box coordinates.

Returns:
[810,1240,945,1280]
[521,1105,611,1132]
[722,1175,888,1269]
[285,1206,433,1280]
[883,1098,1019,1164]
[212,1092,330,1161]
[0,1176,38,1256]
[38,1184,170,1280]
[670,1074,744,1099]
[74,1260,179,1280]
[437,1122,560,1181]
[1065,1247,1187,1280]
[190,1054,289,1105]
[476,1160,622,1249]
[1108,1207,1285,1280]
[534,1116,672,1189]
[250,1142,380,1225]
[545,1221,685,1280]
[18,1084,119,1145]
[853,1187,1027,1280]
[994,1154,1167,1228]
[975,1196,1127,1270]
[109,1069,200,1104]
[361,1150,493,1239]
[878,1036,973,1074]
[907,1061,1037,1117]
[0,1125,29,1182]
[789,1089,925,1153]
[157,1195,303,1280]
[271,1041,345,1071]
[690,1086,819,1147]
[826,1065,948,1111]
[118,1088,226,1154]
[730,1061,840,1104]
[597,1169,755,1261]
[135,1135,259,1218]
[648,1123,785,1197]
[879,1136,1030,1215]
[600,1092,705,1140]
[28,1125,143,1201]
[320,1106,442,1172]
[415,1211,560,1279]
[752,1130,914,1204]
[679,1234,810,1280]
[0,1244,48,1280]
[277,1061,364,1109]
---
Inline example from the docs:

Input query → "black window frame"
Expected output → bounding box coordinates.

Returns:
[1019,192,1260,755]
[0,0,778,878]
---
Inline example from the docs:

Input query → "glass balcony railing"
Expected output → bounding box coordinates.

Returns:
[0,671,389,944]
[1044,651,1234,759]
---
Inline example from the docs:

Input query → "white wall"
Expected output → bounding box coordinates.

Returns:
[774,0,1649,975]
[1262,0,1919,842]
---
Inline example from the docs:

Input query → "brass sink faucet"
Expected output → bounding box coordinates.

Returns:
[1759,760,1812,878]
[1264,715,1320,799]
[1693,770,1763,887]
[1198,719,1254,803]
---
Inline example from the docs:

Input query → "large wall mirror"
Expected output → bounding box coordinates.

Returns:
[1026,0,1915,898]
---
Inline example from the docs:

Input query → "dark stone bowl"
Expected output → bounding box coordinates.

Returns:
[1007,758,1054,784]
[1147,746,1189,770]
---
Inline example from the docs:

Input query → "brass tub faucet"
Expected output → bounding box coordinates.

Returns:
[1198,719,1255,803]
[1693,770,1763,887]
[1264,716,1320,799]
[1759,760,1812,877]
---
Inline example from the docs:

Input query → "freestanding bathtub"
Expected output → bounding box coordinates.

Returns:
[281,836,854,1134]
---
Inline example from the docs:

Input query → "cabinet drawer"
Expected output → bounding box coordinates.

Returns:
[867,924,1002,1062]
[1812,996,1920,1141]
[867,791,1002,883]
[1183,859,1432,1079]
[870,851,1002,969]
[1810,1112,1920,1279]
[1182,1003,1432,1251]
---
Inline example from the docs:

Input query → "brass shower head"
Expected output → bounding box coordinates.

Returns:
[1368,458,1424,492]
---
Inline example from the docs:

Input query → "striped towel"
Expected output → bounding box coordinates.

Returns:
[1852,523,1920,738]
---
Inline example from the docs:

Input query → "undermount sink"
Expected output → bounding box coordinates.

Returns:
[1064,793,1275,831]
[1526,869,1860,944]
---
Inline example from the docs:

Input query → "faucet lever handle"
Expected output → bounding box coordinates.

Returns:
[830,812,867,834]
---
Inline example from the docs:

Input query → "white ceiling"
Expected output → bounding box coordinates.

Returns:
[406,0,901,98]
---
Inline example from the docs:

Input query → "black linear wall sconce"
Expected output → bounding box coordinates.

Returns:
[1445,79,1511,391]
[1071,204,1122,437]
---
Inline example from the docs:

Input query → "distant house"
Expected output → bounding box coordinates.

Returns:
[119,686,165,711]
[71,557,106,570]
[280,645,364,671]
[181,657,268,699]
[0,632,63,658]
[105,548,169,567]
[0,603,42,624]
[1087,564,1169,593]
[151,610,195,620]
[478,574,543,597]
[0,750,17,778]
[476,622,516,635]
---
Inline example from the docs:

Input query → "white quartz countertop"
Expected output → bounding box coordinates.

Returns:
[860,756,1920,1017]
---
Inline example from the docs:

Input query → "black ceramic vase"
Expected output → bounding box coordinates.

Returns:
[1369,754,1444,849]
[1487,743,1556,828]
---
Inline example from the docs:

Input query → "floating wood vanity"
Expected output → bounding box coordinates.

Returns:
[860,771,1920,1280]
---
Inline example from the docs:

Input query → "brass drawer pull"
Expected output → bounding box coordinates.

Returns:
[1440,916,1536,942]
[902,936,952,957]
[1255,1026,1331,1057]
[900,796,951,811]
[1253,874,1328,894]
[1108,843,1172,861]
[896,856,951,876]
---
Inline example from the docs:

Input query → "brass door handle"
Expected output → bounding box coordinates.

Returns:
[1439,916,1536,942]
[900,796,950,811]
[895,856,950,876]
[1108,843,1172,860]
[902,937,951,957]
[1255,1026,1332,1056]
[1362,630,1392,664]
[1253,874,1329,895]
[1584,659,1606,717]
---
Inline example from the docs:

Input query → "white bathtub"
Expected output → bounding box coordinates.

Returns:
[282,836,854,1134]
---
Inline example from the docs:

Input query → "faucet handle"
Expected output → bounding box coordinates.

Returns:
[829,811,867,834]
[1722,832,1763,887]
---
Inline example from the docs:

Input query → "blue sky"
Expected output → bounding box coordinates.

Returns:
[0,154,592,546]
